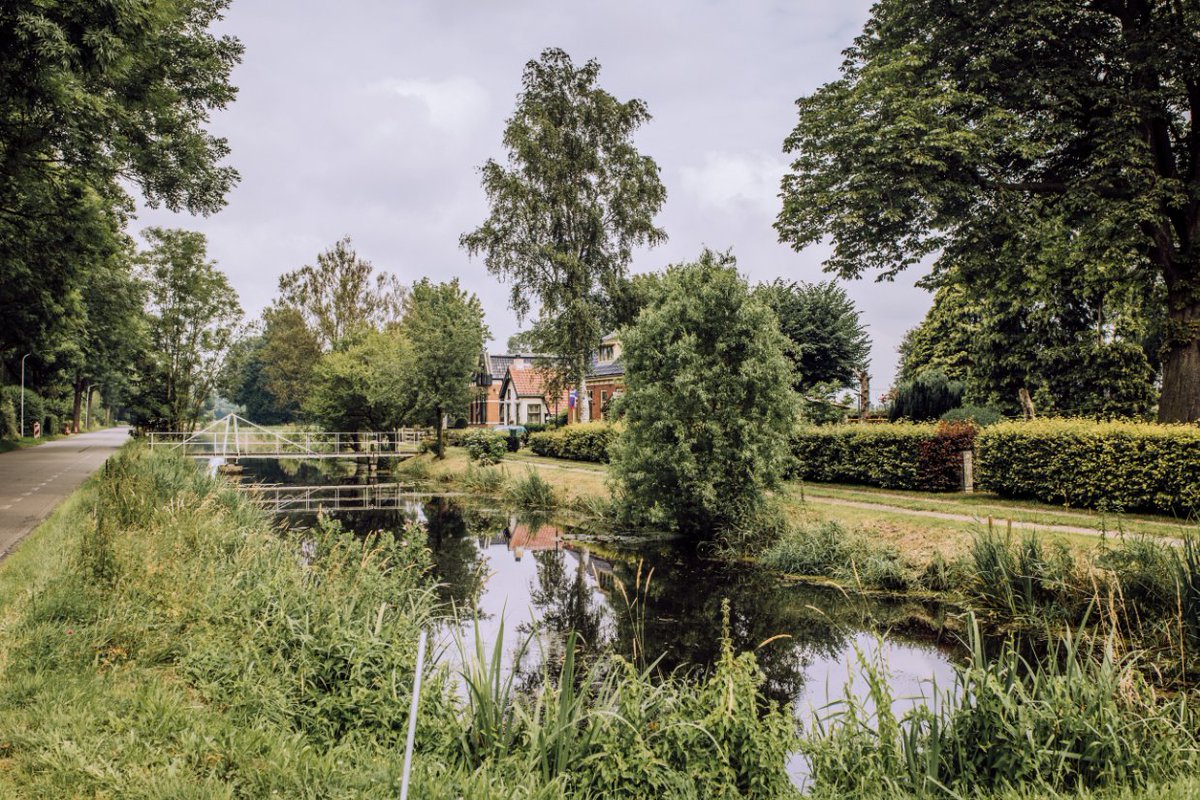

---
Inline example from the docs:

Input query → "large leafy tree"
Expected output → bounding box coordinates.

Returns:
[461,48,667,421]
[302,328,411,432]
[609,251,798,539]
[277,236,405,351]
[401,279,489,458]
[0,0,241,215]
[755,279,871,393]
[136,227,241,431]
[776,0,1200,421]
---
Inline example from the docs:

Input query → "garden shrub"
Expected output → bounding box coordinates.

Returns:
[528,423,616,463]
[791,421,976,491]
[461,430,507,465]
[941,404,1003,426]
[0,395,15,439]
[0,386,44,436]
[976,419,1200,515]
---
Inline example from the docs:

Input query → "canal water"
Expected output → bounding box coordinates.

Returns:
[239,459,961,788]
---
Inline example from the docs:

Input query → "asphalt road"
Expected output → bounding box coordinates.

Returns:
[0,427,130,562]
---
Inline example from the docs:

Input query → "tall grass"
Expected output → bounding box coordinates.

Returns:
[459,463,508,495]
[804,616,1199,798]
[505,470,558,511]
[762,520,909,590]
[0,444,800,798]
[969,525,1084,620]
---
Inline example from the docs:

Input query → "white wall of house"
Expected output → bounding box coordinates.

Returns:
[498,384,548,424]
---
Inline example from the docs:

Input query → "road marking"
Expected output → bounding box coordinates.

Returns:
[0,504,11,510]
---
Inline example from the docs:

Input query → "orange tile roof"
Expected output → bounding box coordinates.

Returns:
[508,521,562,552]
[508,366,548,397]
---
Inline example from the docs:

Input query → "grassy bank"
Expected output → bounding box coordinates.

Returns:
[3,445,1195,798]
[0,445,798,798]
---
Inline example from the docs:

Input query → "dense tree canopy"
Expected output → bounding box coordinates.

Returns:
[400,279,489,458]
[609,251,798,539]
[461,48,666,420]
[777,0,1200,421]
[276,236,405,352]
[755,279,870,393]
[135,228,241,431]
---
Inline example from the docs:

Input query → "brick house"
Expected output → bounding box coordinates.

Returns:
[578,332,624,422]
[469,353,536,426]
[497,366,569,425]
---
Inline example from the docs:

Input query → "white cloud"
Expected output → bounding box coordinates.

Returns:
[371,76,488,132]
[679,152,788,217]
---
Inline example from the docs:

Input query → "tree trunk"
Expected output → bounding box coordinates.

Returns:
[435,404,446,459]
[71,377,84,433]
[578,358,590,424]
[1158,300,1200,422]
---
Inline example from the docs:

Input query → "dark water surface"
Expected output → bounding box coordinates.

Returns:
[239,459,961,788]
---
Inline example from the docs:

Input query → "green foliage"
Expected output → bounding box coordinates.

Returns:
[302,328,411,431]
[461,47,667,410]
[756,278,871,391]
[401,278,490,458]
[459,464,508,495]
[610,251,799,535]
[969,528,1084,620]
[791,422,975,492]
[276,236,404,351]
[0,394,16,439]
[505,471,558,511]
[976,420,1200,515]
[761,521,908,591]
[132,227,242,431]
[889,370,964,422]
[941,405,1003,427]
[527,423,616,463]
[804,620,1198,798]
[0,387,43,436]
[462,430,508,465]
[775,0,1199,421]
[259,305,322,414]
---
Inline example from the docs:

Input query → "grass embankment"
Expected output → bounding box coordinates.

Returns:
[0,445,799,798]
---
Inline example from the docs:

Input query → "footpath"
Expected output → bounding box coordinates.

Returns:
[0,427,130,561]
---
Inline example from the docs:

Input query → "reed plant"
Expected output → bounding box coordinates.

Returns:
[762,520,909,590]
[505,470,558,511]
[460,463,508,495]
[803,616,1199,798]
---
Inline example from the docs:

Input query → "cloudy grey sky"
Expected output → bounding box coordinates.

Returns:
[136,0,933,393]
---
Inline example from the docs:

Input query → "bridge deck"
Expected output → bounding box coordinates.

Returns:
[148,415,430,460]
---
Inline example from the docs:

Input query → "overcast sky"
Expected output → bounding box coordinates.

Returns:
[135,0,933,394]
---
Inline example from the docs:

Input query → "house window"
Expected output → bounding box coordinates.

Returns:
[598,344,615,362]
[528,403,543,424]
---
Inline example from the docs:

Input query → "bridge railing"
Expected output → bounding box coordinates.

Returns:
[148,428,430,458]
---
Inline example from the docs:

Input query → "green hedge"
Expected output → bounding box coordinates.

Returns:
[527,423,617,463]
[976,419,1200,515]
[0,386,45,437]
[790,421,976,492]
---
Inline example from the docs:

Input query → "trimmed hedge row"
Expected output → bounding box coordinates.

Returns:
[528,423,617,463]
[976,419,1200,515]
[790,421,975,492]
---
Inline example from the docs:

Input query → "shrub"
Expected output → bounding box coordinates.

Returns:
[976,419,1200,515]
[43,413,59,437]
[791,421,975,491]
[941,404,1003,426]
[888,369,964,421]
[528,423,617,463]
[461,430,507,465]
[0,395,15,439]
[0,386,44,436]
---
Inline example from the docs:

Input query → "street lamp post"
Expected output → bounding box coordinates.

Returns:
[19,352,31,438]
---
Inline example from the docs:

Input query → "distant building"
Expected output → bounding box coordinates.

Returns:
[469,353,536,426]
[498,365,569,425]
[580,332,624,422]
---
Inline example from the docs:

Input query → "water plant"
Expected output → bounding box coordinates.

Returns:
[762,520,908,590]
[505,470,558,511]
[459,463,508,495]
[804,617,1199,798]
